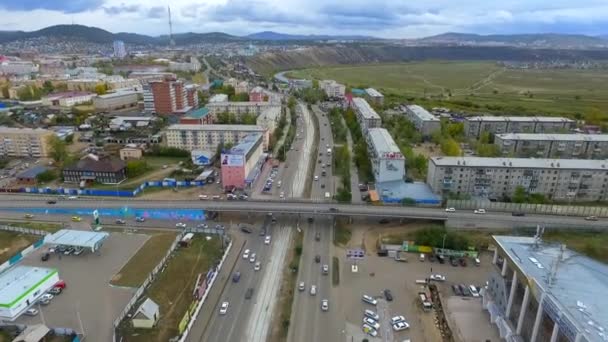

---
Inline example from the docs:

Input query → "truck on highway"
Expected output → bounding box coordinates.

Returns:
[326,148,332,155]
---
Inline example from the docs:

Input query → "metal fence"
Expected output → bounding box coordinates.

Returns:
[447,199,608,218]
[0,224,51,236]
[0,225,49,273]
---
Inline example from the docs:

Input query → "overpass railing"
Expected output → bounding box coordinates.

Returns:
[448,199,608,218]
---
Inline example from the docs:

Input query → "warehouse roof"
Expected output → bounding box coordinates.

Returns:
[496,133,608,142]
[430,156,608,170]
[466,116,574,123]
[406,105,439,121]
[368,128,401,155]
[352,98,381,120]
[16,166,49,179]
[0,266,57,308]
[227,133,262,156]
[494,236,608,342]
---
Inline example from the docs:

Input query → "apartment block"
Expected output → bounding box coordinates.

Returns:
[367,128,405,183]
[464,116,575,139]
[403,105,441,137]
[352,98,382,131]
[319,80,345,98]
[145,80,188,114]
[93,91,139,111]
[41,92,95,108]
[364,88,384,106]
[249,86,265,102]
[113,40,127,58]
[0,127,53,158]
[185,84,199,108]
[495,133,608,159]
[164,124,269,152]
[427,156,608,202]
[206,101,279,119]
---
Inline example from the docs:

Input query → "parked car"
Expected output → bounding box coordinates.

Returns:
[24,213,34,219]
[459,284,470,296]
[71,216,82,222]
[245,288,254,300]
[392,320,410,331]
[47,200,56,204]
[474,209,486,214]
[378,218,389,224]
[48,287,62,295]
[64,247,75,255]
[391,315,406,325]
[73,247,84,256]
[364,309,380,321]
[54,280,67,289]
[452,284,462,296]
[585,216,599,221]
[41,253,50,262]
[512,211,525,217]
[135,216,145,222]
[459,258,467,267]
[115,219,126,224]
[363,317,380,330]
[383,289,394,301]
[362,295,377,305]
[362,324,378,337]
[24,308,39,316]
[430,274,446,281]
[175,222,187,228]
[219,301,229,315]
[321,299,329,311]
[445,207,456,212]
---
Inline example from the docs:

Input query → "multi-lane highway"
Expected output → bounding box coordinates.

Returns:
[311,104,335,201]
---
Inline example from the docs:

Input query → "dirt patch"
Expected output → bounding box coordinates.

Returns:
[0,232,41,264]
[344,220,436,254]
[413,142,443,158]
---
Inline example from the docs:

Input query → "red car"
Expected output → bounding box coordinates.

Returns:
[54,280,67,289]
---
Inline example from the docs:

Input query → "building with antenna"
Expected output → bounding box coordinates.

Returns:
[484,235,608,342]
[168,6,175,47]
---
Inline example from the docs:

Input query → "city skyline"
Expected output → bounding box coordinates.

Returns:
[1,0,608,39]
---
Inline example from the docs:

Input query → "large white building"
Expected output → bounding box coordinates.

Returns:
[0,60,39,75]
[0,266,59,320]
[364,88,384,105]
[319,80,345,98]
[164,124,270,152]
[168,57,202,72]
[495,133,608,159]
[41,92,95,108]
[352,98,382,131]
[403,105,441,137]
[427,156,608,202]
[367,128,405,183]
[93,90,139,111]
[113,40,127,58]
[464,116,576,139]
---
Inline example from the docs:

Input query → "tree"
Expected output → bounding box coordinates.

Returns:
[230,93,249,101]
[241,113,257,125]
[94,83,108,95]
[64,134,74,144]
[36,170,57,183]
[0,85,8,99]
[42,81,54,94]
[126,160,149,178]
[47,135,71,164]
[584,108,605,126]
[513,186,527,203]
[441,138,461,156]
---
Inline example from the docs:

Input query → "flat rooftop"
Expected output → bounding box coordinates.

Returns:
[406,105,439,121]
[496,133,608,142]
[97,91,138,99]
[47,229,109,249]
[352,98,381,120]
[466,116,574,123]
[0,266,57,307]
[494,236,608,342]
[208,94,228,102]
[368,128,402,155]
[167,124,265,132]
[228,133,262,156]
[365,88,383,97]
[430,156,608,170]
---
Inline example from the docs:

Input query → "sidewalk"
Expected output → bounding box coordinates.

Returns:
[185,233,246,342]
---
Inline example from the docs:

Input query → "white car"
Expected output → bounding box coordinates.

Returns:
[314,175,319,181]
[392,320,410,331]
[321,299,329,311]
[362,294,377,305]
[469,285,480,297]
[445,207,456,212]
[175,222,187,228]
[474,209,486,214]
[363,317,380,330]
[364,309,380,321]
[264,236,271,245]
[199,194,208,200]
[430,274,446,281]
[24,308,39,316]
[249,253,256,263]
[243,249,250,259]
[279,192,285,199]
[391,315,406,325]
[298,282,305,291]
[219,301,229,315]
[362,324,378,337]
[40,293,54,301]
[254,261,261,271]
[310,285,317,295]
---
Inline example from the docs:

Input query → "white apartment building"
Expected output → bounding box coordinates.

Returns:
[206,101,279,118]
[168,57,202,72]
[235,81,250,94]
[0,127,54,157]
[352,98,382,131]
[0,61,39,75]
[319,80,345,98]
[142,84,155,113]
[103,75,142,91]
[364,88,384,105]
[209,94,229,103]
[403,105,441,137]
[164,124,270,152]
[255,106,281,133]
[41,92,95,108]
[113,40,127,58]
[427,156,608,202]
[93,91,139,111]
[464,116,575,139]
[495,133,608,159]
[367,128,406,183]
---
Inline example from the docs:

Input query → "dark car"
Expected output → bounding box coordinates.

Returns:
[245,288,254,300]
[452,284,462,296]
[240,225,253,234]
[49,287,62,295]
[232,272,241,283]
[315,232,321,241]
[512,212,526,217]
[459,258,467,267]
[329,207,338,212]
[308,217,314,223]
[379,218,389,224]
[115,219,126,224]
[259,228,266,236]
[41,253,50,262]
[459,284,470,296]
[315,255,321,263]
[384,289,393,301]
[450,257,459,267]
[428,254,437,263]
[47,200,57,204]
[437,255,446,264]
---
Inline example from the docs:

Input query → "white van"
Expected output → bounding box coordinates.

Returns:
[68,196,78,200]
[419,254,425,262]
[324,192,331,199]
[362,294,377,305]
[474,258,481,266]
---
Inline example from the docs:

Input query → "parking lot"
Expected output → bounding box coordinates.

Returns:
[331,242,497,341]
[15,232,149,342]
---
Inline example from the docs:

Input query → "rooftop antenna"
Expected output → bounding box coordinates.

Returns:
[168,6,175,47]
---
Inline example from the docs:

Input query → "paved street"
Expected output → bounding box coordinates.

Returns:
[310,105,335,201]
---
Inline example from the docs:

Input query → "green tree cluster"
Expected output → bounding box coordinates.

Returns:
[126,160,149,178]
[512,186,548,204]
[36,170,57,183]
[414,227,470,251]
[230,93,249,101]
[47,135,72,164]
[147,146,190,158]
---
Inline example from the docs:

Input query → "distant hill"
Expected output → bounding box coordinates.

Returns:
[420,32,608,48]
[245,31,376,41]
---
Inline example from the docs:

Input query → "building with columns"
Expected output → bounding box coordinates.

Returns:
[483,235,607,342]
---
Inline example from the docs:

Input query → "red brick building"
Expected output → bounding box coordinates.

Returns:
[147,80,189,114]
[249,86,266,102]
[186,84,199,108]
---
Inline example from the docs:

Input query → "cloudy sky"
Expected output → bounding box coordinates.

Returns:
[0,0,607,38]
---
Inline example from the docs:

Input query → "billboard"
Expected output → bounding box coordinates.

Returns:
[221,153,244,167]
[191,150,212,166]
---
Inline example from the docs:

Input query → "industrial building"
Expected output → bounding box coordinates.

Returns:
[427,156,608,202]
[484,235,608,342]
[0,127,53,158]
[319,80,346,98]
[0,266,59,320]
[495,133,608,159]
[364,88,384,106]
[366,128,405,183]
[403,105,441,137]
[164,124,269,152]
[220,133,266,189]
[465,116,575,139]
[93,90,139,111]
[352,98,382,131]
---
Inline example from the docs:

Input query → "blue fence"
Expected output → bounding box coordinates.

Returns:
[19,180,210,198]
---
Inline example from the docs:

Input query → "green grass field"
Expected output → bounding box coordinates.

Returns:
[287,61,608,117]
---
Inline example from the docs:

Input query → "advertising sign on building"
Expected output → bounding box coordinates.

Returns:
[382,152,403,159]
[191,150,212,166]
[220,153,244,166]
